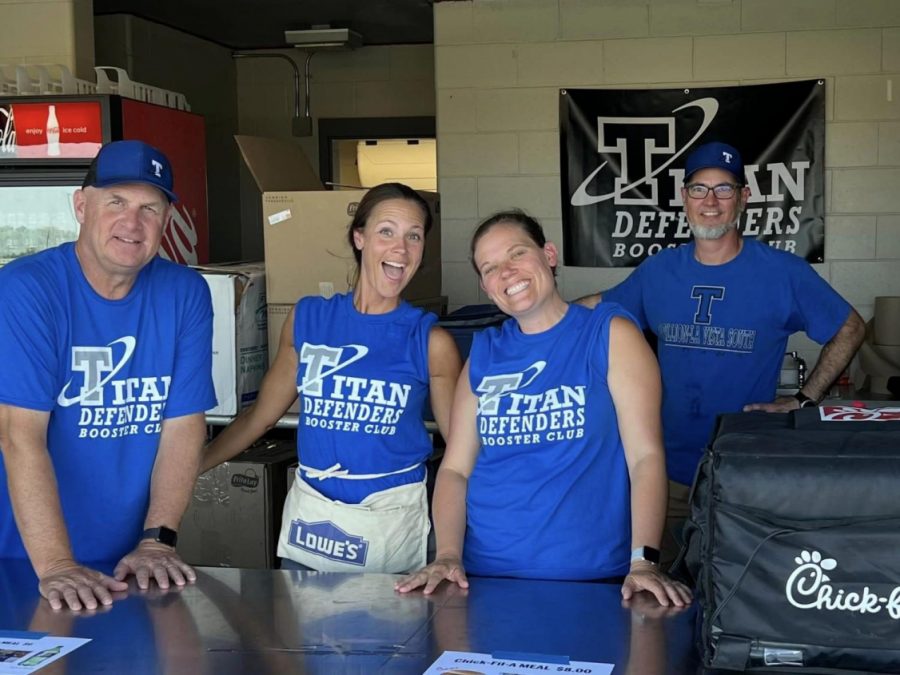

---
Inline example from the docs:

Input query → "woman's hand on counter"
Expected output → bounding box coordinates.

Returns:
[395,556,469,595]
[621,560,692,607]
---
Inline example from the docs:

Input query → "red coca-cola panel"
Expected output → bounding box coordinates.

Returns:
[1,101,102,158]
[120,98,208,264]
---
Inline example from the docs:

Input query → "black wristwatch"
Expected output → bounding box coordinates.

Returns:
[793,391,817,408]
[630,546,660,565]
[141,526,178,548]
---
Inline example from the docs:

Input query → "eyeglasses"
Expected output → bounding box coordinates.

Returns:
[685,183,742,200]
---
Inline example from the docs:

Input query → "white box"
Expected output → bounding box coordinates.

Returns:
[197,262,268,416]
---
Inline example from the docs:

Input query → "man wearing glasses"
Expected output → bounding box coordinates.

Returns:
[578,141,864,566]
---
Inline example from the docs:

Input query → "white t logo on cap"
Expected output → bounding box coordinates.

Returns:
[150,159,163,177]
[722,151,733,164]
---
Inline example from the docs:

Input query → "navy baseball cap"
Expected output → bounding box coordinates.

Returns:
[82,140,178,202]
[683,142,746,184]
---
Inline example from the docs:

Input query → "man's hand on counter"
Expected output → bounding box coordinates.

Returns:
[38,559,128,611]
[395,556,470,595]
[113,540,196,591]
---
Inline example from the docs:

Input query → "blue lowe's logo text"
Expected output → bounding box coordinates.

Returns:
[287,519,368,566]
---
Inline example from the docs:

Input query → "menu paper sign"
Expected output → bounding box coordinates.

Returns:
[0,632,89,672]
[423,651,613,675]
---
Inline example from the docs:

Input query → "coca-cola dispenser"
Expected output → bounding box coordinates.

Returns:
[0,94,208,265]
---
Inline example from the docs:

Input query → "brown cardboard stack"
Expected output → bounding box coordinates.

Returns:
[235,135,444,372]
[197,262,267,416]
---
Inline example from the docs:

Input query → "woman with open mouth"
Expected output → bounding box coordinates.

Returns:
[202,182,461,573]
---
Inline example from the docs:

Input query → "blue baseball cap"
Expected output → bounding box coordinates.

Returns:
[683,142,745,184]
[82,140,178,202]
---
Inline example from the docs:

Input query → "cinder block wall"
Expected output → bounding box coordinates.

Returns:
[434,0,900,371]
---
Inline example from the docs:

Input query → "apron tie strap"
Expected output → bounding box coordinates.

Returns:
[297,461,422,481]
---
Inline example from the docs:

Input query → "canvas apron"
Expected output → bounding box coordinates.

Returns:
[276,461,429,573]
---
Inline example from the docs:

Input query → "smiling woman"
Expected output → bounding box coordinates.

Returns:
[397,209,692,609]
[201,182,462,574]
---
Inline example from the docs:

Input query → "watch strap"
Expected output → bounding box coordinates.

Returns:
[630,546,660,565]
[793,391,817,408]
[141,526,178,547]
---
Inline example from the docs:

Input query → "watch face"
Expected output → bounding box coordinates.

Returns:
[157,527,178,547]
[143,527,178,547]
[631,546,660,564]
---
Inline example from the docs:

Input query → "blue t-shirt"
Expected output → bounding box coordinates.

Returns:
[294,293,436,504]
[604,238,852,485]
[0,243,216,562]
[465,303,632,580]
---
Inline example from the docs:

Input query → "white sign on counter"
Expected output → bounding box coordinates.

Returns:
[424,650,613,675]
[0,633,90,672]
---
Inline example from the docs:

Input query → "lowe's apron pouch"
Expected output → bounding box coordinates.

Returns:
[277,471,429,574]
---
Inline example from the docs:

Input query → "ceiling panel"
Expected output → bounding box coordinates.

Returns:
[93,0,436,50]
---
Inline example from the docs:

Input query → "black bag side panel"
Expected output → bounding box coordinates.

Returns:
[685,413,900,673]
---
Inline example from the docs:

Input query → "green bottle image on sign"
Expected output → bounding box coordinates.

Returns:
[18,645,62,666]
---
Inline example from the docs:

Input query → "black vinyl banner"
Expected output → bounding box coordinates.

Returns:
[560,80,825,267]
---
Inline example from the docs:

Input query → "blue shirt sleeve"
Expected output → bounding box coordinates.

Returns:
[783,257,852,345]
[163,271,217,418]
[602,265,648,330]
[0,270,61,412]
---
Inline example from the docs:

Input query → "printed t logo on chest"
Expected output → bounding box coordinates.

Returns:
[475,361,588,444]
[656,285,756,353]
[57,336,170,408]
[297,343,413,435]
[297,343,411,405]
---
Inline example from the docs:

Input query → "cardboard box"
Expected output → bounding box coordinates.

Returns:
[235,135,441,307]
[197,262,268,416]
[265,302,299,414]
[178,439,296,569]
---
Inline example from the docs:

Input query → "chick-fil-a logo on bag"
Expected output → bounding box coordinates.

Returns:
[785,549,900,619]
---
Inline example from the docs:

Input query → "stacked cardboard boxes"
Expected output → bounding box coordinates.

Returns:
[235,135,443,372]
[197,262,267,416]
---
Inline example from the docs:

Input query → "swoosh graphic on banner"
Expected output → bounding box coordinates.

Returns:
[571,97,720,206]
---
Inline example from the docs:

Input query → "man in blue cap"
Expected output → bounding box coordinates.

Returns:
[579,141,864,565]
[0,140,216,610]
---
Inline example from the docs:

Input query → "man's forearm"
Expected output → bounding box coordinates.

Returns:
[0,406,75,575]
[144,413,206,531]
[5,446,75,574]
[802,309,866,400]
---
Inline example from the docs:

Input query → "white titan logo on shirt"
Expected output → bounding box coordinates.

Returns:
[297,344,369,396]
[475,361,546,415]
[57,337,136,407]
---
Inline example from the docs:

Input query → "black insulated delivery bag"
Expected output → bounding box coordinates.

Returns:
[679,408,900,673]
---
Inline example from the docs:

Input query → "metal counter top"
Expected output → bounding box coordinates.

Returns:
[0,561,700,674]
